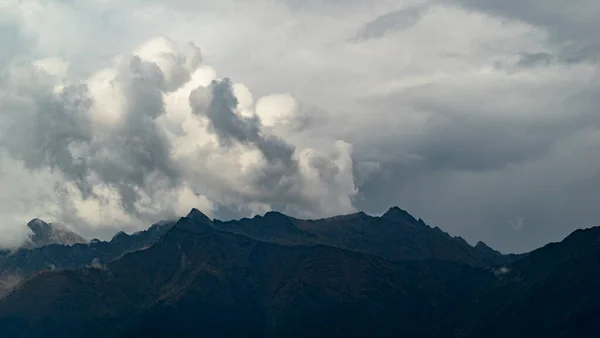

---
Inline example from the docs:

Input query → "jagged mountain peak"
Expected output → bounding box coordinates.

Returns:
[26,218,50,230]
[263,210,292,219]
[384,206,406,214]
[186,208,213,224]
[382,206,422,225]
[475,241,495,251]
[24,218,87,249]
[198,206,512,267]
[173,209,215,234]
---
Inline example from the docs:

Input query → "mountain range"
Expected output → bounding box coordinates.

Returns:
[0,207,598,337]
[0,219,175,298]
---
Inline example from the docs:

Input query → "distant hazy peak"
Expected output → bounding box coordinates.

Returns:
[26,218,49,229]
[24,218,87,249]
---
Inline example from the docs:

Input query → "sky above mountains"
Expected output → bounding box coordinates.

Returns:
[0,0,599,253]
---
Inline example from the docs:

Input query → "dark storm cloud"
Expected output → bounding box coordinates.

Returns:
[516,52,554,68]
[0,68,93,194]
[187,78,353,216]
[0,55,183,220]
[452,0,600,58]
[189,78,298,171]
[353,4,429,42]
[190,79,261,147]
[342,0,600,251]
[87,56,183,215]
[354,55,600,172]
[351,78,600,253]
[189,78,308,207]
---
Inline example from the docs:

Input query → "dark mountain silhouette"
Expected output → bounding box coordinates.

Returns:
[458,226,600,338]
[0,209,500,337]
[0,220,176,298]
[0,207,515,299]
[0,207,597,337]
[211,206,518,267]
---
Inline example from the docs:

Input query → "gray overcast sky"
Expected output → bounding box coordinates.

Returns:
[0,0,599,253]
